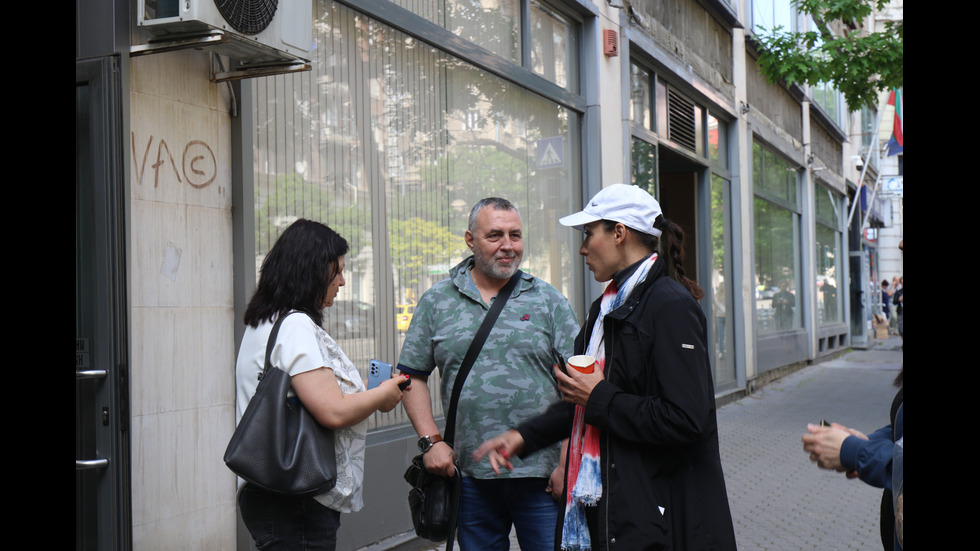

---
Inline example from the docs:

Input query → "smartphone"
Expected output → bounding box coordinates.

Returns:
[551,347,568,376]
[368,359,393,389]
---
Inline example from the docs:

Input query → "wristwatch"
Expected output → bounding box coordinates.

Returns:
[417,434,443,453]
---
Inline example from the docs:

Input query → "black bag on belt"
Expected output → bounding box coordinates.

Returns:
[404,271,522,548]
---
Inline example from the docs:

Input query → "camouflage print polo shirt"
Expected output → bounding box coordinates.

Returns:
[398,256,578,479]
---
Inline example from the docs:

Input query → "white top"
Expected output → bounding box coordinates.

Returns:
[235,312,368,513]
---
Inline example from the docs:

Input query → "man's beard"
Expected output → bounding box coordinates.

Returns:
[474,250,521,280]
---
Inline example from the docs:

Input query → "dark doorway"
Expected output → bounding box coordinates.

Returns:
[656,146,703,283]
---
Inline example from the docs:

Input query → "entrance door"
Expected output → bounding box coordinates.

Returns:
[655,147,736,388]
[657,147,701,286]
[76,56,131,551]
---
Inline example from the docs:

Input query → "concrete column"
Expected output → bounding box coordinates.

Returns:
[597,4,625,188]
[800,98,817,358]
[731,19,755,383]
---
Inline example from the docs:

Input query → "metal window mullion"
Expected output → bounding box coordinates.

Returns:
[521,0,532,70]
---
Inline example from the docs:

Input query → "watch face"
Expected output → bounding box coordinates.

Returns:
[418,437,429,453]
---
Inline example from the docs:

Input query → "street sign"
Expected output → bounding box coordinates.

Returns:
[536,136,563,169]
[883,176,903,196]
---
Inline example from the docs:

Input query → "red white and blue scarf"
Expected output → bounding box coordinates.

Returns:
[561,253,658,550]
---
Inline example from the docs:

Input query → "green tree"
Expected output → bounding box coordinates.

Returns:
[255,172,369,257]
[388,217,468,289]
[449,143,528,205]
[754,0,902,111]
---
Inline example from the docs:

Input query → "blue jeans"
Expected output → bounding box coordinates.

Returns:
[238,485,341,551]
[457,477,559,551]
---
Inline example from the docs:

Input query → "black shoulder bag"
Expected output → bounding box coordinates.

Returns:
[405,271,523,549]
[224,311,337,496]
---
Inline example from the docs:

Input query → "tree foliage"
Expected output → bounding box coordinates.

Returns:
[388,217,467,288]
[254,172,369,258]
[754,0,903,111]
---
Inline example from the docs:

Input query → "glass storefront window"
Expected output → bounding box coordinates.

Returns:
[814,183,839,228]
[754,197,801,332]
[756,143,796,204]
[815,185,843,324]
[393,0,579,92]
[710,175,735,386]
[530,1,578,93]
[815,224,841,324]
[630,63,653,131]
[253,0,583,430]
[708,114,727,168]
[391,0,521,63]
[630,137,657,192]
[753,141,801,334]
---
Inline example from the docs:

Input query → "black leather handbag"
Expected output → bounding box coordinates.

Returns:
[225,312,337,497]
[404,272,521,549]
[405,452,461,541]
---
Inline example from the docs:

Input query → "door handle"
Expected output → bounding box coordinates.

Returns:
[77,368,110,471]
[76,458,109,470]
[76,369,107,380]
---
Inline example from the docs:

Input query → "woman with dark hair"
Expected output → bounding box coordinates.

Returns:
[475,184,736,550]
[235,219,407,550]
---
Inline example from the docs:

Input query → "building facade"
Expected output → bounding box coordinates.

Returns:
[76,0,902,548]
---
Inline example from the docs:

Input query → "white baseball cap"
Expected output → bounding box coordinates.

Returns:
[559,183,663,237]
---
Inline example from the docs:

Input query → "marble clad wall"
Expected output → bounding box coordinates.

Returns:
[128,49,237,550]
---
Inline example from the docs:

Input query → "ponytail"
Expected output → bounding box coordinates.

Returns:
[653,216,704,300]
[600,216,704,300]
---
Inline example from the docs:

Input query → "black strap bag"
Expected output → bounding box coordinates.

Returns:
[404,271,522,549]
[224,311,337,496]
[405,453,459,541]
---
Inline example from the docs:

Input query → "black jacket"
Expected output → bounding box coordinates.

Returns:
[518,260,737,550]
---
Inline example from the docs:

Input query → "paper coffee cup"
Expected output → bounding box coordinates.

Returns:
[568,355,596,374]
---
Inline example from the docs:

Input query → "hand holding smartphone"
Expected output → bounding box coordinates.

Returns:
[551,347,568,376]
[368,360,392,389]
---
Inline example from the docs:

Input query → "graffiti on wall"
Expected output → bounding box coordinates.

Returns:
[132,133,217,189]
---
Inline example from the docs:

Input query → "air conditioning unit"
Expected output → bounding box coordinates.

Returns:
[138,0,312,65]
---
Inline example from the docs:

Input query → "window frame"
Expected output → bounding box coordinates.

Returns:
[814,182,844,326]
[380,0,586,98]
[752,138,804,335]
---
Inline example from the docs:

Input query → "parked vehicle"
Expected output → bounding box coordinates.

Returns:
[396,303,415,333]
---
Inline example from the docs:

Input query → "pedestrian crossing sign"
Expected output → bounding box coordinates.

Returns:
[536,136,563,169]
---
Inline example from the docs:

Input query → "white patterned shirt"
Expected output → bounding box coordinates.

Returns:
[235,312,367,512]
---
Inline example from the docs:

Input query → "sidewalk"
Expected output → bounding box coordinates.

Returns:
[402,336,903,550]
[720,336,902,549]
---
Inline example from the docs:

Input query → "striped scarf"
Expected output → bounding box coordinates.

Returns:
[561,253,658,550]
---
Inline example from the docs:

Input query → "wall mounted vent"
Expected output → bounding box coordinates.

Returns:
[667,89,697,153]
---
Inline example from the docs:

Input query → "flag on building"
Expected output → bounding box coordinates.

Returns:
[877,89,903,156]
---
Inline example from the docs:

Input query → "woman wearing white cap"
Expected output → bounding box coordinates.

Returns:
[475,184,737,550]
